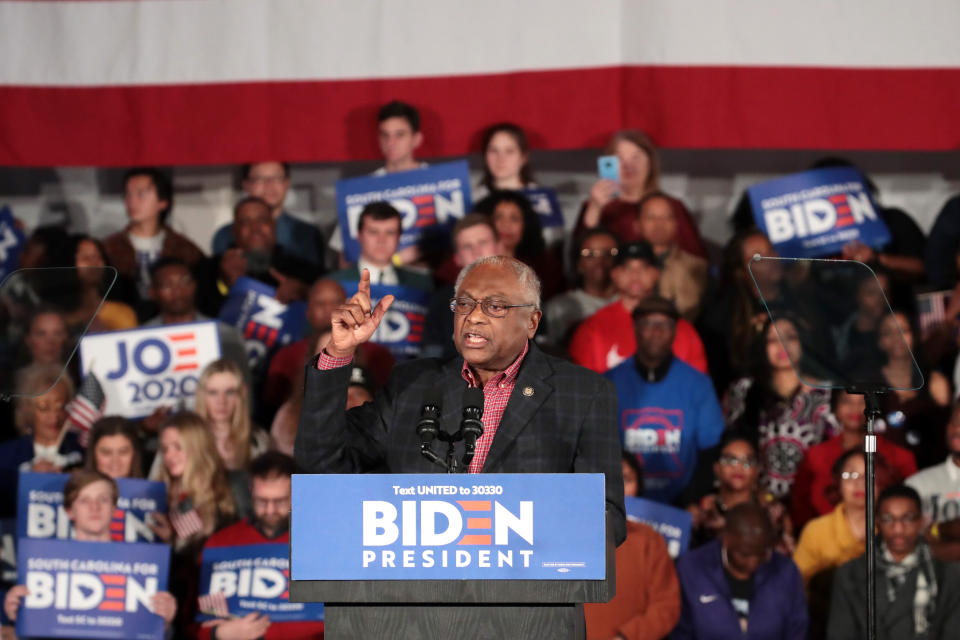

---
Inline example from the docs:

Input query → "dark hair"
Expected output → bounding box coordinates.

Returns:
[64,469,118,511]
[577,227,618,253]
[452,213,498,245]
[474,190,545,260]
[637,190,673,215]
[123,168,173,222]
[717,429,759,457]
[240,162,290,181]
[357,201,403,234]
[85,416,144,478]
[249,451,299,480]
[480,122,533,191]
[233,195,271,220]
[148,256,192,285]
[621,450,644,497]
[378,100,420,132]
[877,484,922,514]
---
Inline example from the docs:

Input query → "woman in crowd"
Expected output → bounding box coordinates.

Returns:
[791,389,916,531]
[683,430,795,553]
[4,469,177,630]
[151,411,246,551]
[194,358,269,472]
[877,310,951,469]
[84,415,144,479]
[698,227,782,391]
[67,234,138,332]
[0,364,83,516]
[475,122,536,199]
[474,190,564,300]
[543,228,619,348]
[21,306,70,369]
[724,316,831,499]
[584,452,680,640]
[793,449,882,585]
[575,129,705,258]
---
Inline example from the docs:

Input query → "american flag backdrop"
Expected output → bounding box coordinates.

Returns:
[0,0,958,167]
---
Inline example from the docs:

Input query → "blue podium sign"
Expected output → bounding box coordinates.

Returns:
[16,538,169,640]
[624,496,692,559]
[748,167,891,258]
[197,543,324,622]
[291,474,606,581]
[17,472,168,543]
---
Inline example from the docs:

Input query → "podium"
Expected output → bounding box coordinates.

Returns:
[289,473,616,640]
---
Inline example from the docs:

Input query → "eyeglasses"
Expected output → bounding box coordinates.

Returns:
[718,455,757,469]
[878,513,921,526]
[449,297,537,319]
[841,471,864,482]
[579,248,618,259]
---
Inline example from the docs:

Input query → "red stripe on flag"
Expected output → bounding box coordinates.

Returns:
[1,66,959,166]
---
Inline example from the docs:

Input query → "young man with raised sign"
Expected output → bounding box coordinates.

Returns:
[196,452,324,639]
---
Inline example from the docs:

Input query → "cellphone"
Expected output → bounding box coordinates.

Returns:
[597,155,620,182]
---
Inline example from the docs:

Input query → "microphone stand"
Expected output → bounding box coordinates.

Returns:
[847,385,885,640]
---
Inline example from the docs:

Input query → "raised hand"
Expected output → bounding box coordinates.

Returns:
[327,269,394,358]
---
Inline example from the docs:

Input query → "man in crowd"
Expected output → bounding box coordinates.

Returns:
[637,191,708,321]
[103,168,204,314]
[907,404,960,562]
[212,196,320,311]
[422,213,502,359]
[328,100,428,264]
[295,258,624,633]
[569,241,707,374]
[673,502,807,639]
[197,452,324,640]
[146,257,251,386]
[605,296,723,504]
[263,278,394,409]
[211,162,325,268]
[543,228,618,348]
[329,202,432,290]
[828,485,960,639]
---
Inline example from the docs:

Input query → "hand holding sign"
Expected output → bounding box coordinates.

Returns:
[202,612,272,639]
[328,269,394,358]
[4,584,27,621]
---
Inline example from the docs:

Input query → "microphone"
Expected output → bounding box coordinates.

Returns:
[417,391,445,468]
[460,387,485,468]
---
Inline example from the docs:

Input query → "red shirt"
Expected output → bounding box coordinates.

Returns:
[791,434,918,530]
[568,299,708,375]
[196,519,324,640]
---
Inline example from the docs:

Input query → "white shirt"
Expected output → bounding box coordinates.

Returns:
[358,257,398,285]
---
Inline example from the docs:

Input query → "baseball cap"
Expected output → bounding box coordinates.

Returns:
[614,241,657,267]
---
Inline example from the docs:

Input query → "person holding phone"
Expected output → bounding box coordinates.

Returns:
[575,130,706,259]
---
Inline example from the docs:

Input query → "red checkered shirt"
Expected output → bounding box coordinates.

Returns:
[317,341,531,473]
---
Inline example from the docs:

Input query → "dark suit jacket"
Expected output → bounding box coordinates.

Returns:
[827,551,960,640]
[329,263,434,292]
[295,341,626,546]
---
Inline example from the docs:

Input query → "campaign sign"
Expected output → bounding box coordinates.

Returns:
[335,161,472,262]
[218,277,306,370]
[343,283,431,357]
[748,167,891,258]
[17,472,168,543]
[197,544,324,623]
[523,187,565,228]
[0,205,25,280]
[291,473,606,581]
[80,321,221,418]
[16,538,169,640]
[624,496,692,559]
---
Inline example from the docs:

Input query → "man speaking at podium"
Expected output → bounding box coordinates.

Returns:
[296,255,625,541]
[294,255,625,635]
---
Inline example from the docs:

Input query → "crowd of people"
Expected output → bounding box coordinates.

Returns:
[2,98,960,639]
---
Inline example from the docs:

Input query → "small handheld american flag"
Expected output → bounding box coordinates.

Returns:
[169,506,204,540]
[197,592,230,618]
[63,372,105,447]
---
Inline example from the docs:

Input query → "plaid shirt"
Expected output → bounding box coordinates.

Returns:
[318,341,531,473]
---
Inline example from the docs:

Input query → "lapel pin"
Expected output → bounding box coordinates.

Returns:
[522,386,534,397]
